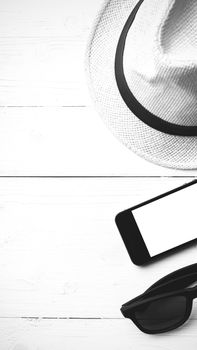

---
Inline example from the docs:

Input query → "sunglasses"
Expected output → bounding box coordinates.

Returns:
[121,263,197,334]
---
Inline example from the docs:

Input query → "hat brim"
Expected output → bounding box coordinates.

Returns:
[86,0,197,169]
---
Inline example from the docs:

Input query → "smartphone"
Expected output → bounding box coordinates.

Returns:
[115,180,197,266]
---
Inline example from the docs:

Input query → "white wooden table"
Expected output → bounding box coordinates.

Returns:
[0,1,197,349]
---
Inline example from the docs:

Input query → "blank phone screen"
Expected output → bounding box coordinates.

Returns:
[132,183,197,257]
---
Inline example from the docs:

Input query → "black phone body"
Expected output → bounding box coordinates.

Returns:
[115,180,197,266]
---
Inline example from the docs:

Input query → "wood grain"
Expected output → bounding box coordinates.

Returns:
[0,318,197,350]
[0,0,102,107]
[0,106,196,175]
[0,40,89,106]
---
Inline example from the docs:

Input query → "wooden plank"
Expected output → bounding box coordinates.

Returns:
[0,0,102,40]
[0,40,90,106]
[0,106,197,175]
[0,318,197,350]
[0,0,103,107]
[0,177,196,318]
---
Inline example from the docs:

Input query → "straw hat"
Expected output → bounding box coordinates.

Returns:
[86,0,197,169]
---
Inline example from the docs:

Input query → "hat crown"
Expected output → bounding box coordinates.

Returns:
[123,0,197,126]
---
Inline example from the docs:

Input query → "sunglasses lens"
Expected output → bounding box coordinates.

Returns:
[134,296,187,332]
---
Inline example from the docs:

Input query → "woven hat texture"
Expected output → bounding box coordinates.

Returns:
[86,0,197,169]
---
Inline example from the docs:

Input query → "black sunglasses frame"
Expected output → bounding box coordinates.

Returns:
[121,264,197,334]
